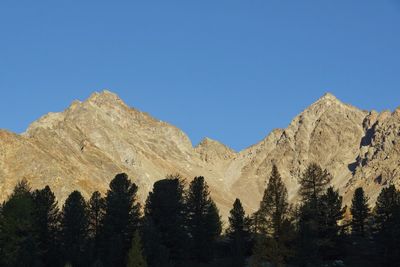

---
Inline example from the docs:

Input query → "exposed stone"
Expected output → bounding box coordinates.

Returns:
[1,90,400,220]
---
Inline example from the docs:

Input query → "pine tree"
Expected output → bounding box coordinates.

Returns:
[258,165,289,237]
[186,176,222,263]
[318,187,345,261]
[32,185,60,266]
[298,163,332,205]
[227,198,249,267]
[143,176,188,267]
[60,190,89,267]
[347,187,373,267]
[0,180,39,267]
[127,231,147,267]
[88,191,105,264]
[373,184,400,266]
[101,173,141,267]
[350,187,370,237]
[253,165,293,266]
[295,163,332,266]
[227,199,246,264]
[296,201,320,266]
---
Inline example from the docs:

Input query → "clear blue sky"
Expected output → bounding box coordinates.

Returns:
[1,1,400,151]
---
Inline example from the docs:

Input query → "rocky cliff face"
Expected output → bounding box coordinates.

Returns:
[1,90,399,218]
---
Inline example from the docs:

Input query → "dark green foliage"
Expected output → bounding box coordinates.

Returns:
[295,164,334,266]
[249,235,268,267]
[0,180,39,267]
[350,187,370,237]
[1,169,398,267]
[318,187,346,260]
[296,200,320,266]
[101,173,141,267]
[205,201,222,239]
[186,176,222,263]
[87,191,105,264]
[32,185,60,266]
[143,176,188,267]
[226,198,249,267]
[88,191,105,239]
[373,185,399,232]
[373,184,400,266]
[60,190,89,267]
[298,163,332,204]
[250,222,296,267]
[252,165,294,266]
[257,165,289,237]
[127,231,147,267]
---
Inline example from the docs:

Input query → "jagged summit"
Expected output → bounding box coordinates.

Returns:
[2,90,400,219]
[86,89,128,107]
[88,89,119,101]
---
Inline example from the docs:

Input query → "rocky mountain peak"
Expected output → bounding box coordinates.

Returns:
[86,90,127,108]
[2,90,400,220]
[319,92,338,101]
[195,137,236,162]
[311,92,351,111]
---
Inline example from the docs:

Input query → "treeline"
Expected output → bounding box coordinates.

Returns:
[0,165,399,267]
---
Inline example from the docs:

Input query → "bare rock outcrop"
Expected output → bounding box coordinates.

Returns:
[1,90,399,219]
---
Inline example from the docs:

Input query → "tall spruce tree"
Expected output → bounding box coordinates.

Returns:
[60,190,89,267]
[0,180,39,267]
[186,176,222,263]
[258,165,289,237]
[373,184,400,266]
[87,191,106,264]
[350,187,370,237]
[296,163,332,266]
[348,187,373,266]
[143,176,188,267]
[227,198,249,267]
[32,185,60,266]
[318,187,345,261]
[253,165,293,267]
[101,173,141,267]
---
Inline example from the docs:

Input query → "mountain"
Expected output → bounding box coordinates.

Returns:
[1,90,399,218]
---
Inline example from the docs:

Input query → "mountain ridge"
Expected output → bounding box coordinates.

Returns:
[1,90,399,219]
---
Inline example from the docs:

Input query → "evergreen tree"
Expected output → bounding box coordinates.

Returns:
[0,180,39,267]
[258,165,289,237]
[350,187,370,237]
[298,163,332,205]
[127,231,147,267]
[296,201,320,266]
[249,235,268,267]
[32,185,60,266]
[227,198,249,267]
[186,176,222,263]
[101,173,141,267]
[88,191,105,264]
[295,163,332,266]
[253,165,293,266]
[373,184,400,266]
[347,188,374,267]
[60,190,89,267]
[318,187,345,261]
[143,176,188,267]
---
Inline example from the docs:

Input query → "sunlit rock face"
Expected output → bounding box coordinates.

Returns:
[1,90,399,219]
